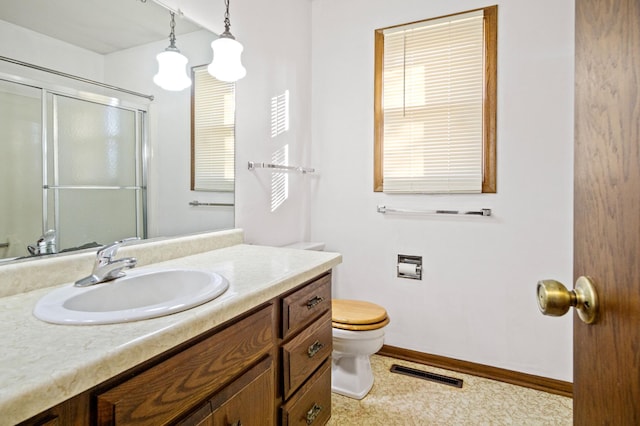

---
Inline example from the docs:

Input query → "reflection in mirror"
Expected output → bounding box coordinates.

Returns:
[191,65,235,194]
[0,0,235,263]
[45,93,147,252]
[0,81,42,259]
[0,75,148,260]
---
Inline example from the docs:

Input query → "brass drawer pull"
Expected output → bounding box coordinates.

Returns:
[307,340,324,358]
[306,296,324,309]
[306,403,322,424]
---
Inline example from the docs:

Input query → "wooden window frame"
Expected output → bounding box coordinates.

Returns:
[373,5,497,193]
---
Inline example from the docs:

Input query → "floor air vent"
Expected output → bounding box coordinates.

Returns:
[390,364,464,388]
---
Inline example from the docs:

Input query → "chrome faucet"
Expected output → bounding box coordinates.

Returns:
[74,238,139,287]
[27,229,57,256]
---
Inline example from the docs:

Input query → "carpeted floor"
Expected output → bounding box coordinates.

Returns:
[327,355,572,425]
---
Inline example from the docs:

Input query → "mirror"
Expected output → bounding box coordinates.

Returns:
[0,0,235,262]
[0,79,147,260]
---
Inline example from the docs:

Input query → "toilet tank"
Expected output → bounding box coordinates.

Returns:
[284,242,325,251]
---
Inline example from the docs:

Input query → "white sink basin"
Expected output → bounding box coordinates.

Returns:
[34,268,229,325]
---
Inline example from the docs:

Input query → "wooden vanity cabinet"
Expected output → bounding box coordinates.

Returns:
[20,271,334,426]
[20,305,276,426]
[95,305,275,425]
[279,272,333,425]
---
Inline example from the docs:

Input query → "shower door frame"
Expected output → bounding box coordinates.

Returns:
[0,72,149,250]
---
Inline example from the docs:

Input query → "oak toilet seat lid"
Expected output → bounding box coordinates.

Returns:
[332,299,390,331]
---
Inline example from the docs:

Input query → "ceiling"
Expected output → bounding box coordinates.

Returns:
[0,0,203,55]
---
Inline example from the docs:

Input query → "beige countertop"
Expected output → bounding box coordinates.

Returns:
[0,241,341,425]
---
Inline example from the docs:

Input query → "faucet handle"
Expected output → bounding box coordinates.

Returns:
[96,237,140,263]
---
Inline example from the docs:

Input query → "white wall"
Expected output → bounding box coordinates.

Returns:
[232,0,314,246]
[310,0,575,381]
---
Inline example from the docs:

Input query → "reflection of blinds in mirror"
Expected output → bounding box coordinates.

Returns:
[192,67,235,192]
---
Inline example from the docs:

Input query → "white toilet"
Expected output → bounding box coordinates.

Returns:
[284,242,390,400]
[331,299,389,399]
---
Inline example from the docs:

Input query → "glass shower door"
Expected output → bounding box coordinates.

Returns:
[45,94,146,250]
[0,80,43,258]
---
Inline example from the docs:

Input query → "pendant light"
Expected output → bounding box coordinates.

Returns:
[208,0,246,83]
[153,12,192,91]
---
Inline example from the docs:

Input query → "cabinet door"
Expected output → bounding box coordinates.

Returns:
[96,306,274,425]
[211,357,275,426]
[17,393,91,426]
[178,404,214,426]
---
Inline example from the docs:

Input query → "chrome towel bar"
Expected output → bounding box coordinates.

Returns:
[248,161,316,174]
[189,201,234,207]
[377,205,492,217]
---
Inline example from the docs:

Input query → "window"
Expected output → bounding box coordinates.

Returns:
[374,6,497,193]
[191,65,236,192]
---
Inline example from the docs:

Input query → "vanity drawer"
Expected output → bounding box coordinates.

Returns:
[282,311,332,399]
[96,305,274,426]
[282,273,331,339]
[281,360,331,426]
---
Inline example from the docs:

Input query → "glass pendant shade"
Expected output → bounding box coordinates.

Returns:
[153,49,192,91]
[208,36,246,83]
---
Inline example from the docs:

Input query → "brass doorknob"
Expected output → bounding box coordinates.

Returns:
[536,276,599,324]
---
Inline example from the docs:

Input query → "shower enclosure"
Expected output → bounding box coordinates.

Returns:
[0,74,147,259]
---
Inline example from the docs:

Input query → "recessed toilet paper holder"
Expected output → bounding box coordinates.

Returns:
[397,255,422,280]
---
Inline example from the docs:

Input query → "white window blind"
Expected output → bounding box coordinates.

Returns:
[382,10,485,193]
[192,67,235,192]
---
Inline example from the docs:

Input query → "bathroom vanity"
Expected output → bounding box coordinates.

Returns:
[0,229,341,425]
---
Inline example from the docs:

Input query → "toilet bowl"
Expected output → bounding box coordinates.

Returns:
[331,299,389,399]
